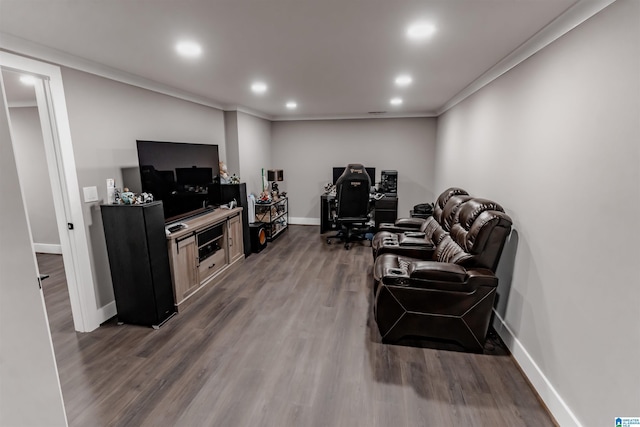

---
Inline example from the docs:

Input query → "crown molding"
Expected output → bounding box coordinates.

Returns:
[223,105,274,121]
[437,0,617,115]
[271,111,437,122]
[0,32,225,111]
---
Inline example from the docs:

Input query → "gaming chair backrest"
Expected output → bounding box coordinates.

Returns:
[336,164,371,219]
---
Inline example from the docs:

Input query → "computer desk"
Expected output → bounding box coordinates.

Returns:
[320,193,398,234]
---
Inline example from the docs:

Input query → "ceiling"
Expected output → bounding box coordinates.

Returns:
[0,0,585,119]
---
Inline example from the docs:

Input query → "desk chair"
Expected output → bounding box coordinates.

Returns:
[326,164,372,249]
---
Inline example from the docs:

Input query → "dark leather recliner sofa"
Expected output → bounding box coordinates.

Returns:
[372,197,513,352]
[371,187,471,260]
[376,187,469,234]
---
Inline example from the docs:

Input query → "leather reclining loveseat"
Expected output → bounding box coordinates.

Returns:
[371,192,513,352]
[376,187,469,233]
[371,187,471,260]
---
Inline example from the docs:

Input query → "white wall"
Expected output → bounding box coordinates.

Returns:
[60,67,226,312]
[9,106,60,250]
[435,1,640,425]
[237,111,272,196]
[223,110,240,176]
[271,117,437,223]
[1,79,67,426]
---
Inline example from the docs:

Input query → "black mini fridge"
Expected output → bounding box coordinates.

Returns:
[101,202,176,328]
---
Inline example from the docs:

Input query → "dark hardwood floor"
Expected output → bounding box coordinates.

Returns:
[37,225,555,426]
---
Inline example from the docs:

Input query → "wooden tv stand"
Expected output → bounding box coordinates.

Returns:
[165,207,244,311]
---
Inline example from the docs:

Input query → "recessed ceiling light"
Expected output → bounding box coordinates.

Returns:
[395,75,413,86]
[390,97,403,106]
[286,101,297,109]
[175,41,202,58]
[20,75,37,86]
[406,22,436,41]
[251,82,268,94]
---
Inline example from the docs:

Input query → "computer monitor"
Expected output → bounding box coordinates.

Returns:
[332,166,375,185]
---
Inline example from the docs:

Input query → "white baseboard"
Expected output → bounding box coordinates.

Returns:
[492,310,582,427]
[289,217,320,226]
[96,301,117,325]
[33,243,62,254]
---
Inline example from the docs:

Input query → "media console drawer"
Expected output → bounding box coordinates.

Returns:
[198,249,226,284]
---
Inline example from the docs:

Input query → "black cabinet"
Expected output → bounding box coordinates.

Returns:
[101,202,176,328]
[221,183,251,257]
[320,194,338,234]
[374,196,398,229]
[321,194,398,232]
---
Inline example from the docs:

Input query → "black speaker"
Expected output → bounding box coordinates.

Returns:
[249,223,268,253]
[101,202,176,328]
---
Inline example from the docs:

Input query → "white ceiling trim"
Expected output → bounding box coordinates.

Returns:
[271,111,437,122]
[0,32,226,111]
[438,0,617,115]
[224,105,274,121]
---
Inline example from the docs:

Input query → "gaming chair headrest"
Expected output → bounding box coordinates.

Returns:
[336,164,371,187]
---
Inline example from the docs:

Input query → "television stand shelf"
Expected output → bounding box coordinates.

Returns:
[165,206,244,311]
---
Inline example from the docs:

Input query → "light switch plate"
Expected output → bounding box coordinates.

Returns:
[83,186,99,203]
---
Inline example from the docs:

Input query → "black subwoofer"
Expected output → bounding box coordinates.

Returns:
[249,223,268,253]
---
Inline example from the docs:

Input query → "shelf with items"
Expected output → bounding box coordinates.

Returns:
[254,196,288,241]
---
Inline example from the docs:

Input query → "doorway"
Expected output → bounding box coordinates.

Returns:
[0,52,98,333]
[3,68,75,329]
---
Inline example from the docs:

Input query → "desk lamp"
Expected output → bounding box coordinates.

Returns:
[267,169,284,195]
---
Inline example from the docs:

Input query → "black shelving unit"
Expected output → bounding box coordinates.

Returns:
[255,197,288,241]
[101,202,176,328]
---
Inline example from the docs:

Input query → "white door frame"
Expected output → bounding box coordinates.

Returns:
[1,51,99,332]
[0,62,69,427]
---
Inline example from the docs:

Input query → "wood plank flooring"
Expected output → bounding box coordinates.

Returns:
[37,225,556,426]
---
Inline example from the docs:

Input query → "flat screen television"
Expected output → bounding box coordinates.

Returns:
[136,140,221,223]
[332,166,376,186]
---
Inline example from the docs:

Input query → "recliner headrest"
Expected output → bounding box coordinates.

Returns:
[437,187,469,207]
[465,210,512,253]
[433,187,469,223]
[450,198,511,254]
[441,195,472,231]
[455,198,504,230]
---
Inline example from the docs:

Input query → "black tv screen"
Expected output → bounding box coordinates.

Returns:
[136,140,221,223]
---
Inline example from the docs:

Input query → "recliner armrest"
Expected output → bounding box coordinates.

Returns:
[394,218,426,228]
[375,245,435,261]
[409,261,467,282]
[397,234,432,246]
[377,225,407,233]
[378,217,426,232]
[382,261,498,291]
[403,231,426,238]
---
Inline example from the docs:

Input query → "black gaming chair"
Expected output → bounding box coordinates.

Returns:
[326,164,372,249]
